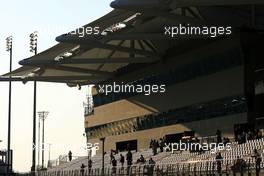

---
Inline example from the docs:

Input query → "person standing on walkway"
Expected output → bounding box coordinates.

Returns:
[216,152,223,175]
[112,156,117,174]
[88,159,93,175]
[80,163,86,176]
[252,149,261,176]
[68,150,72,162]
[120,154,125,167]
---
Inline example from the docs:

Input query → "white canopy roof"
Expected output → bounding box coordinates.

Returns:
[1,1,264,86]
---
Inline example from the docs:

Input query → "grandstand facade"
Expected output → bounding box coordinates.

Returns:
[85,35,248,152]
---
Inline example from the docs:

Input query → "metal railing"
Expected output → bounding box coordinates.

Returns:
[16,158,264,176]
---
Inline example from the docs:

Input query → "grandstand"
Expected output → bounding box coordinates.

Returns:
[36,137,264,175]
[1,0,264,175]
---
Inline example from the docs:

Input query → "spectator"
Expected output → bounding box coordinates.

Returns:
[88,159,92,175]
[148,158,156,176]
[110,150,114,164]
[256,130,262,139]
[111,157,117,174]
[80,163,86,176]
[215,152,223,175]
[126,150,133,166]
[216,129,222,144]
[120,154,125,167]
[159,138,165,152]
[68,151,72,162]
[149,139,154,148]
[252,149,261,176]
[137,155,145,164]
[152,140,158,156]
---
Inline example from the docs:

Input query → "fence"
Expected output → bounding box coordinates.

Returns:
[16,158,264,176]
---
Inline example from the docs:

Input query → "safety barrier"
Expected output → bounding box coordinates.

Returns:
[16,158,264,176]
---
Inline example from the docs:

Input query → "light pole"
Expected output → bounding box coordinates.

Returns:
[30,31,38,173]
[6,35,13,176]
[38,111,49,170]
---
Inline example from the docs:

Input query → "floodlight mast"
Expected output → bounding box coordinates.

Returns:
[38,111,49,170]
[30,31,38,173]
[6,35,13,176]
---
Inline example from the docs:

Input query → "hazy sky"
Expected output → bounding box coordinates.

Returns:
[0,0,112,172]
